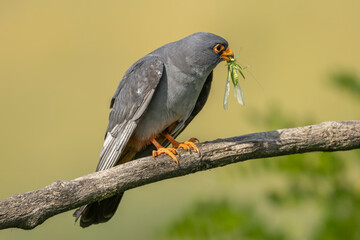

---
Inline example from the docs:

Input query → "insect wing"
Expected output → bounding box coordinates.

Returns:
[234,83,245,106]
[223,68,231,110]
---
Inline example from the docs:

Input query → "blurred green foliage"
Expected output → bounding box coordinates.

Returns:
[331,71,360,99]
[160,201,285,240]
[159,72,360,240]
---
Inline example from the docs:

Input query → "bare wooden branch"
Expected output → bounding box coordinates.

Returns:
[0,120,359,230]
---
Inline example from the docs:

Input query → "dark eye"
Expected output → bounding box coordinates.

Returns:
[213,44,224,54]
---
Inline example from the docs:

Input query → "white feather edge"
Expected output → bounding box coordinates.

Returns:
[96,89,156,172]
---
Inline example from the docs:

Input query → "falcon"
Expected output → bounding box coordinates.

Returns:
[74,32,233,227]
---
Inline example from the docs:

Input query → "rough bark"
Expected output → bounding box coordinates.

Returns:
[0,120,359,230]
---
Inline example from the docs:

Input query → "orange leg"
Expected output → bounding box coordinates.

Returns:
[163,132,199,153]
[151,138,179,165]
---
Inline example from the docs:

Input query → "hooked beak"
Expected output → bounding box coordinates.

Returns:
[220,47,234,62]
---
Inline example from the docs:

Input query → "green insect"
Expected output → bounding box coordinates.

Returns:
[223,54,247,110]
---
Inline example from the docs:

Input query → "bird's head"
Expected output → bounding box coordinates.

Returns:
[165,32,234,75]
[190,32,234,61]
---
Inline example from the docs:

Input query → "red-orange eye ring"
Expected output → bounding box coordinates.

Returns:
[213,44,224,54]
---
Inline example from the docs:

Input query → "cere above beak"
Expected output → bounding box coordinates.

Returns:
[220,48,234,62]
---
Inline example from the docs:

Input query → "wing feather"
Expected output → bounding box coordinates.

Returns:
[96,56,164,171]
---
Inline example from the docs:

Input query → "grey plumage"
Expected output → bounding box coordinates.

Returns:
[73,32,232,227]
[96,56,164,171]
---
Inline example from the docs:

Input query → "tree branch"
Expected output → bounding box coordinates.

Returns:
[1,120,359,230]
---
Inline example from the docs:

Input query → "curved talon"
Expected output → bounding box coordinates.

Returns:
[179,141,199,153]
[177,143,190,151]
[188,137,199,143]
[152,148,179,165]
[162,133,201,157]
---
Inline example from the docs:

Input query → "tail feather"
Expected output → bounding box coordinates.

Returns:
[73,194,123,228]
[73,146,139,227]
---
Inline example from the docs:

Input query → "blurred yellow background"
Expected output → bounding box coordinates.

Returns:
[1,0,359,239]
